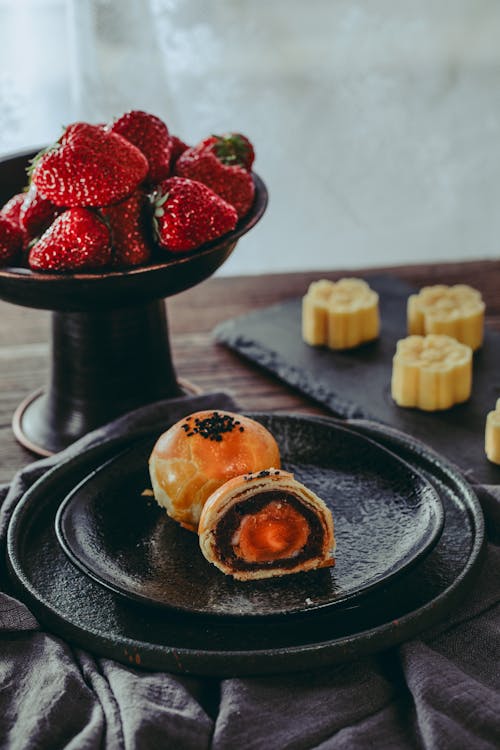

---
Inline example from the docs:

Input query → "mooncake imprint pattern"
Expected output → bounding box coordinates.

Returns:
[302,278,380,350]
[391,334,472,411]
[407,284,485,351]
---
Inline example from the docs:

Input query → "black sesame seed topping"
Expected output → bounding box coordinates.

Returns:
[183,412,244,441]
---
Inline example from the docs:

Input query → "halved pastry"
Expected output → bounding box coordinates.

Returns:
[198,469,335,580]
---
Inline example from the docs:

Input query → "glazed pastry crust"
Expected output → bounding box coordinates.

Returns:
[149,411,281,532]
[198,469,335,580]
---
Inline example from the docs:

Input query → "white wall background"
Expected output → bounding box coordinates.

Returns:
[1,0,499,276]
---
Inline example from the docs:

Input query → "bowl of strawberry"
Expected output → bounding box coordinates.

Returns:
[0,111,267,455]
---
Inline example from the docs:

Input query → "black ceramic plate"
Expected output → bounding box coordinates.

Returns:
[54,418,444,618]
[6,415,485,676]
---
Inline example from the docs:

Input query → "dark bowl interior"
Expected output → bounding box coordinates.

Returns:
[0,150,268,311]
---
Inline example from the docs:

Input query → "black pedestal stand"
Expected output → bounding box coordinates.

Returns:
[13,301,184,454]
[0,150,267,456]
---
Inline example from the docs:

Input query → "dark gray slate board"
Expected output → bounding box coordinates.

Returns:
[214,275,500,484]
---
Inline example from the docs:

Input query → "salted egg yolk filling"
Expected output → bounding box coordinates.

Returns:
[231,500,310,563]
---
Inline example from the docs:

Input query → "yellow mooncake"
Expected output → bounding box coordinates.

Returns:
[485,399,500,464]
[391,334,472,411]
[302,278,380,350]
[407,284,484,351]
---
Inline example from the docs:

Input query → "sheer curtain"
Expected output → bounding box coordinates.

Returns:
[0,0,72,154]
[1,0,500,274]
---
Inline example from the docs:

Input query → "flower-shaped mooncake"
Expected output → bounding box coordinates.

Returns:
[302,278,379,350]
[391,334,472,411]
[407,284,484,351]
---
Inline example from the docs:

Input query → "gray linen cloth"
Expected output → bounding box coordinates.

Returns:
[0,392,499,750]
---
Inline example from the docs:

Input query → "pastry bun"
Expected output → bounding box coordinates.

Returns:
[198,469,335,580]
[148,410,281,532]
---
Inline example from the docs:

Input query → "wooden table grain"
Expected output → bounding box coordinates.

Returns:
[1,259,499,484]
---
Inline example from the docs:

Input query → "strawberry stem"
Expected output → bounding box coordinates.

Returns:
[150,190,170,242]
[213,133,251,167]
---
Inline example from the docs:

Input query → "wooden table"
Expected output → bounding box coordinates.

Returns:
[1,259,499,484]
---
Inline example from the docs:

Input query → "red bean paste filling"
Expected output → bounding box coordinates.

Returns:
[214,490,325,570]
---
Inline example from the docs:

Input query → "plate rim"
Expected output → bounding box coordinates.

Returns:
[5,414,485,676]
[53,417,445,618]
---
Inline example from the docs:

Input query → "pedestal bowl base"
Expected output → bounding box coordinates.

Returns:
[13,378,203,457]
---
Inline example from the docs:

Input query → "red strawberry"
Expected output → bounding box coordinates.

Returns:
[1,193,32,251]
[29,208,112,272]
[169,135,189,171]
[101,190,151,267]
[62,122,105,144]
[0,215,23,265]
[205,133,255,170]
[31,123,148,208]
[20,186,61,240]
[109,110,172,185]
[153,177,238,253]
[175,133,255,218]
[1,193,25,228]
